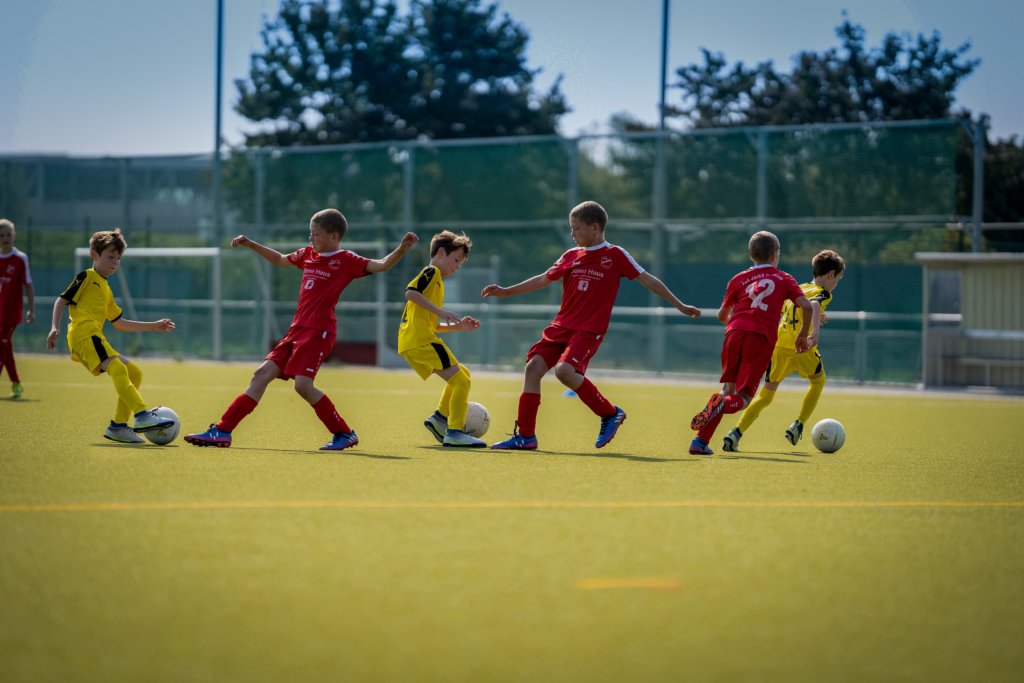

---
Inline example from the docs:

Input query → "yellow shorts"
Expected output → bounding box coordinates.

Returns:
[69,334,121,376]
[765,345,823,384]
[401,340,459,380]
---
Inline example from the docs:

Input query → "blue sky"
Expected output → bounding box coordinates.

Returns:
[2,0,1021,156]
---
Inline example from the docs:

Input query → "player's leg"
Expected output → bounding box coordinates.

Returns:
[184,360,279,447]
[100,354,171,435]
[786,352,825,445]
[728,348,792,451]
[491,355,548,450]
[1,325,22,397]
[435,363,484,447]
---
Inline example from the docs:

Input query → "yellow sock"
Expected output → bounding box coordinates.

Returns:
[798,373,826,424]
[445,366,471,430]
[438,365,470,419]
[737,386,776,432]
[108,357,146,422]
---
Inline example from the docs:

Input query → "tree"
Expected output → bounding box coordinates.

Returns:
[234,0,567,146]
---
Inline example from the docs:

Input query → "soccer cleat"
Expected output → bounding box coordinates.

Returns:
[321,431,359,451]
[595,406,627,448]
[10,382,22,399]
[103,422,145,444]
[785,419,804,446]
[132,408,175,433]
[442,429,487,448]
[184,424,232,447]
[722,427,742,452]
[689,437,714,456]
[423,410,448,444]
[490,423,538,450]
[691,393,725,430]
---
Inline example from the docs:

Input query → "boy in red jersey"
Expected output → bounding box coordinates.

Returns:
[0,219,35,399]
[482,201,701,450]
[688,231,813,456]
[185,209,417,451]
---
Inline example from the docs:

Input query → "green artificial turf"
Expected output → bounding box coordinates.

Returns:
[1,355,1021,682]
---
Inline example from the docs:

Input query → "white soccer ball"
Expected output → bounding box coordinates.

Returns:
[464,402,490,438]
[811,418,845,453]
[143,406,181,445]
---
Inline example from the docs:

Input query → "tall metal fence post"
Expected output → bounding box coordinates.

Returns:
[756,130,768,223]
[970,115,988,253]
[213,248,222,360]
[650,131,668,369]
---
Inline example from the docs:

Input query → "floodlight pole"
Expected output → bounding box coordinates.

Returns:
[213,0,224,245]
[659,0,670,130]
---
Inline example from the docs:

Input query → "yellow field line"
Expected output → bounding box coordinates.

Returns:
[1,499,1023,513]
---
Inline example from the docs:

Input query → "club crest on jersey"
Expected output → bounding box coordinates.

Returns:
[600,256,613,269]
[328,259,341,270]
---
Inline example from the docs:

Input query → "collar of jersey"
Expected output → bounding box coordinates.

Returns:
[583,241,610,252]
[313,248,343,257]
[750,263,773,269]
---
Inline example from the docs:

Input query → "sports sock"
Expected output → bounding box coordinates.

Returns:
[438,365,471,421]
[722,393,746,414]
[312,394,350,435]
[1,327,19,383]
[113,361,145,423]
[445,366,471,430]
[798,373,826,424]
[516,392,542,438]
[737,386,776,432]
[217,393,259,432]
[697,410,726,443]
[107,357,146,422]
[575,378,615,417]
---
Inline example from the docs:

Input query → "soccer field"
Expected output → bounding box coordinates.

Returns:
[1,355,1022,682]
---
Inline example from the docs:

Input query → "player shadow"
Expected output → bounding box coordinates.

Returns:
[1,397,40,403]
[718,451,810,463]
[340,451,412,461]
[227,445,412,460]
[535,450,673,463]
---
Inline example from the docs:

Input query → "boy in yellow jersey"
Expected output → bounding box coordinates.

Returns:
[723,249,845,452]
[399,230,485,447]
[46,229,176,443]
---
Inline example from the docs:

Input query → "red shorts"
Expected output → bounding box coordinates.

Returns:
[265,325,335,380]
[526,323,603,374]
[720,328,774,398]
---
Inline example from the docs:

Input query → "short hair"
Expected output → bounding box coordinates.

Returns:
[812,249,845,277]
[430,230,472,258]
[311,209,348,239]
[570,201,608,230]
[748,231,780,263]
[90,228,127,256]
[0,219,14,232]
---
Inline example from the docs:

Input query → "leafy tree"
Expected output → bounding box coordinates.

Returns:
[234,0,567,146]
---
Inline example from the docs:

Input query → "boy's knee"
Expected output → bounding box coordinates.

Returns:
[809,372,826,385]
[553,362,577,384]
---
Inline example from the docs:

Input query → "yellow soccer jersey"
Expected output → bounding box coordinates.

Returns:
[59,269,123,345]
[776,281,833,351]
[398,265,445,354]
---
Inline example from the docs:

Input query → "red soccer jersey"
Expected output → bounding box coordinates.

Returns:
[285,246,371,330]
[545,242,644,335]
[0,248,32,325]
[721,264,805,345]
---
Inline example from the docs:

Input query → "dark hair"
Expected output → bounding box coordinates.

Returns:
[90,228,127,256]
[430,230,472,258]
[812,249,845,277]
[311,208,348,239]
[748,231,780,263]
[570,201,608,230]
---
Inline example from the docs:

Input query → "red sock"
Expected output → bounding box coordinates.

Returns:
[575,378,615,417]
[0,326,18,383]
[723,393,746,414]
[516,392,541,438]
[697,411,726,443]
[217,394,258,432]
[313,395,350,434]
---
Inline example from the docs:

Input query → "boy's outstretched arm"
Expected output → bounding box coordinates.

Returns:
[793,295,813,352]
[481,273,552,299]
[405,289,461,325]
[112,317,176,333]
[46,297,67,349]
[635,272,701,318]
[366,232,419,273]
[232,235,289,266]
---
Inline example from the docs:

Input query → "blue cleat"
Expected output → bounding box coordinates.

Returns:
[490,423,538,450]
[689,437,714,456]
[423,410,447,444]
[184,424,232,447]
[595,406,627,448]
[321,431,359,451]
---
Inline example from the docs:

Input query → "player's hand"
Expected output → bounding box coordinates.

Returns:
[820,313,829,325]
[795,334,810,353]
[481,284,506,298]
[231,235,251,248]
[25,310,35,324]
[677,303,700,318]
[46,328,57,350]
[438,308,461,325]
[398,232,419,250]
[154,318,176,333]
[459,316,481,331]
